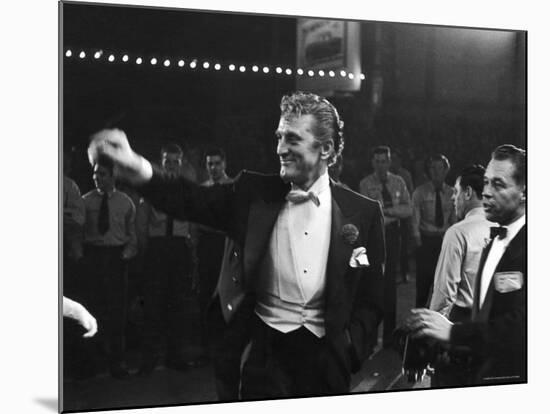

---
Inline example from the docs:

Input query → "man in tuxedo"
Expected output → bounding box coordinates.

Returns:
[406,144,526,385]
[88,91,385,399]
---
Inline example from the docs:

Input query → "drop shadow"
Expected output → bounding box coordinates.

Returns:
[34,397,58,412]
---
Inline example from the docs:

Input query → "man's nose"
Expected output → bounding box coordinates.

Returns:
[277,139,288,155]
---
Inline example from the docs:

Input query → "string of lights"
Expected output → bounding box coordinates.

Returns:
[64,48,367,81]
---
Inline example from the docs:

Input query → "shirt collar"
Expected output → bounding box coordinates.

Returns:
[98,188,116,197]
[465,206,486,219]
[291,170,330,197]
[503,214,525,242]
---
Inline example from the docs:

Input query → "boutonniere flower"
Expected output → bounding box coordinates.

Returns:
[341,223,359,245]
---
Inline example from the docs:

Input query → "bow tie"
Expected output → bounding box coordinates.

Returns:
[490,226,508,240]
[286,189,320,207]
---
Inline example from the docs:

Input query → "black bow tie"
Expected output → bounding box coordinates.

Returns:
[490,226,508,240]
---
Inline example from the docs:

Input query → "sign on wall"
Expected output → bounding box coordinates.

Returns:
[296,19,362,96]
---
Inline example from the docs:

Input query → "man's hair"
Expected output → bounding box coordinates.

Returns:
[95,154,114,176]
[424,153,451,177]
[161,143,184,158]
[491,144,526,185]
[372,145,391,160]
[279,91,344,166]
[458,164,485,199]
[205,147,226,161]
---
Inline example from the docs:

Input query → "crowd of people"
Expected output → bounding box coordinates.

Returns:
[63,91,526,402]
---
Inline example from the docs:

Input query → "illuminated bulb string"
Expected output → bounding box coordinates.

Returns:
[63,48,366,81]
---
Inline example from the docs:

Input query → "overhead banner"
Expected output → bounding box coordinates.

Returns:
[296,19,362,96]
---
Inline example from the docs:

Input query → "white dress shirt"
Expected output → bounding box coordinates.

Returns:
[429,207,493,316]
[479,214,526,307]
[255,171,332,337]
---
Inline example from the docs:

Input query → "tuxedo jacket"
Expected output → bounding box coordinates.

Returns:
[139,167,386,376]
[450,226,526,384]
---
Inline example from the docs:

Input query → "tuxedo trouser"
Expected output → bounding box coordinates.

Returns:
[415,234,443,307]
[141,237,190,360]
[383,221,400,346]
[241,316,349,399]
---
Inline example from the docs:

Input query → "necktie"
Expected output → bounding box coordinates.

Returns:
[286,189,320,207]
[165,215,174,237]
[97,192,110,235]
[435,189,444,227]
[381,181,393,208]
[490,226,508,240]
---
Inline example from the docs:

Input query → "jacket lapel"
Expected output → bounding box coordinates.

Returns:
[325,184,357,306]
[472,238,493,319]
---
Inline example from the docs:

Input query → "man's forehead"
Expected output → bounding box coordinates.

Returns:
[207,155,223,163]
[485,158,515,180]
[163,152,182,160]
[277,114,316,132]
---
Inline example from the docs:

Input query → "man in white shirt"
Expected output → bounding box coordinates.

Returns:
[88,91,386,399]
[428,164,493,386]
[406,144,526,385]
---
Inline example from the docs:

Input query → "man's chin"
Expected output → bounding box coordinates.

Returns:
[279,167,294,183]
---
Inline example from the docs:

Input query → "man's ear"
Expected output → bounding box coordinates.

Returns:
[521,185,526,203]
[320,140,334,161]
[465,186,474,200]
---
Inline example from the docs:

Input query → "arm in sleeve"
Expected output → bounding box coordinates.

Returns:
[136,164,239,234]
[411,188,422,243]
[429,227,464,316]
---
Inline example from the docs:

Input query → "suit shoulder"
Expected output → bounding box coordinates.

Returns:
[234,170,289,200]
[333,183,381,211]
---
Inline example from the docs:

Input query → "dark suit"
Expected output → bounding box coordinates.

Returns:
[138,167,385,398]
[450,225,526,385]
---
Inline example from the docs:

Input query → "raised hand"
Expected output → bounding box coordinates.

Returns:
[88,128,152,185]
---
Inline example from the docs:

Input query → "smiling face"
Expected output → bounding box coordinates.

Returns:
[482,158,526,225]
[276,114,331,190]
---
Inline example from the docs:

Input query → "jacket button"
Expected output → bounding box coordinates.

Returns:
[233,251,238,257]
[227,304,233,311]
[232,275,239,284]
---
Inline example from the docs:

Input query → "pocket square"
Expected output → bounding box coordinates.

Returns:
[494,271,524,293]
[349,247,370,268]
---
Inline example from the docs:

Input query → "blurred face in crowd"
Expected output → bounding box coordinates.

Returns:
[276,114,331,190]
[452,177,469,220]
[162,152,183,175]
[372,153,391,180]
[206,155,226,183]
[93,164,114,193]
[429,160,448,187]
[482,158,526,225]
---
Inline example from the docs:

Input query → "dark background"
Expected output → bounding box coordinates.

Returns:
[62,1,526,192]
